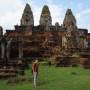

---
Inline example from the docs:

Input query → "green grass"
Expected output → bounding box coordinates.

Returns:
[0,64,90,90]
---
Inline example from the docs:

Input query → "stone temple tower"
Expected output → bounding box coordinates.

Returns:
[39,5,52,26]
[63,9,78,36]
[63,9,76,29]
[21,4,34,26]
[63,9,79,49]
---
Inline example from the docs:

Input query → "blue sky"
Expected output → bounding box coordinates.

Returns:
[0,0,90,33]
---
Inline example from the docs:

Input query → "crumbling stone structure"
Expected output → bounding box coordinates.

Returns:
[0,4,89,68]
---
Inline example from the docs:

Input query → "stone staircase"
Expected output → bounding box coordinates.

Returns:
[79,48,90,69]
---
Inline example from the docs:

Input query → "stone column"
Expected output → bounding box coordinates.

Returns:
[6,38,12,60]
[6,43,10,59]
[19,38,23,59]
[1,43,4,59]
[19,45,23,59]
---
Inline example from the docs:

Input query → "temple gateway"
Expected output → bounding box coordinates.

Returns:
[0,4,90,68]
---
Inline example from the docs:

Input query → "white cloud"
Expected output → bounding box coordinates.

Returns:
[33,7,42,25]
[0,0,24,33]
[75,9,90,32]
[76,9,90,20]
[48,4,65,25]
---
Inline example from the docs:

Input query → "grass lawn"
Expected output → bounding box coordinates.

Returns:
[0,63,90,90]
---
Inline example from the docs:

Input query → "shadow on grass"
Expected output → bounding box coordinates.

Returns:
[6,76,32,85]
[37,79,56,86]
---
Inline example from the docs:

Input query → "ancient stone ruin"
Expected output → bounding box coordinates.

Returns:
[0,3,90,77]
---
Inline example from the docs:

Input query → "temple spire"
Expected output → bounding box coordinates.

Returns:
[39,5,52,26]
[63,9,79,49]
[21,3,34,26]
[63,9,76,28]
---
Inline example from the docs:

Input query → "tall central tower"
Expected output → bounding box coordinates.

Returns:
[21,4,34,26]
[63,9,76,28]
[39,5,52,26]
[63,9,79,49]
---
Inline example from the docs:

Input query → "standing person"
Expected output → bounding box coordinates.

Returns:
[32,59,39,87]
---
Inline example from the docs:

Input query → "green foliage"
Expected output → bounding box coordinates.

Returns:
[0,64,90,90]
[80,35,85,39]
